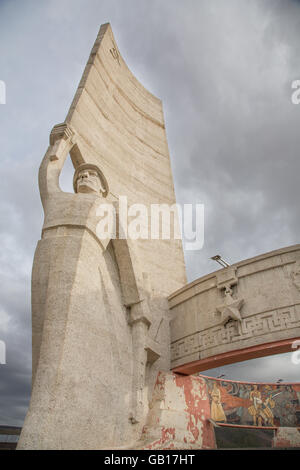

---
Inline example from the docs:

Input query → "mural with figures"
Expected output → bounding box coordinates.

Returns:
[202,376,300,428]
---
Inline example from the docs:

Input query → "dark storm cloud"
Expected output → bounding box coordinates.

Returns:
[0,0,299,425]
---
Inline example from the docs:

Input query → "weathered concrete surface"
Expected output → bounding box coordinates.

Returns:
[272,428,300,448]
[18,24,186,450]
[136,373,300,449]
[136,372,216,449]
[169,245,300,373]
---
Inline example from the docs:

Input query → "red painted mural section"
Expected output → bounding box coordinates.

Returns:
[139,372,300,449]
[139,372,215,449]
[203,375,300,428]
[174,374,215,448]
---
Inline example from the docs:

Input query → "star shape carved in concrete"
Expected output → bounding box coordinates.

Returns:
[216,290,244,326]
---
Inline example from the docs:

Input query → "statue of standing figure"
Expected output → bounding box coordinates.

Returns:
[18,123,142,449]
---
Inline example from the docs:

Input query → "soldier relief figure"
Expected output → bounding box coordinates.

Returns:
[73,163,108,196]
[247,385,276,427]
[209,382,227,423]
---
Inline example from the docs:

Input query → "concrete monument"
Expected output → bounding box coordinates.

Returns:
[18,23,300,450]
[18,23,186,450]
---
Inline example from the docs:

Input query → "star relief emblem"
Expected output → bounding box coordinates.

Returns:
[216,287,244,326]
[291,261,300,291]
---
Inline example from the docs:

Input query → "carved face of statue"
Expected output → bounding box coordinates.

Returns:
[76,168,105,195]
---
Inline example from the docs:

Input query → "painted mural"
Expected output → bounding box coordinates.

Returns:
[203,376,300,428]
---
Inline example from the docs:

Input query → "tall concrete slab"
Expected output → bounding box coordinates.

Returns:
[18,23,186,450]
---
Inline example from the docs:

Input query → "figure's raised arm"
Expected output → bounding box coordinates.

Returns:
[38,123,76,208]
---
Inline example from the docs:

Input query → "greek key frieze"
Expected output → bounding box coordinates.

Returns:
[171,306,299,363]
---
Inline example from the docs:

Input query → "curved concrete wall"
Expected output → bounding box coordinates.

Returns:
[169,245,300,373]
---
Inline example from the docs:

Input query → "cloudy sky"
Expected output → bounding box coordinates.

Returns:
[0,0,299,426]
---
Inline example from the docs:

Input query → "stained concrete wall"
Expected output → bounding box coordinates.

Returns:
[169,245,300,373]
[137,372,216,449]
